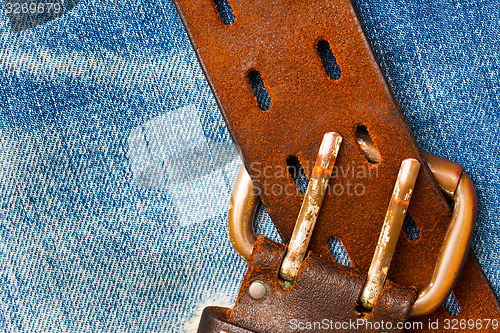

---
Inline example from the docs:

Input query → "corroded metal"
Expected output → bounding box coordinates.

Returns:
[359,158,421,310]
[228,153,477,317]
[279,132,343,282]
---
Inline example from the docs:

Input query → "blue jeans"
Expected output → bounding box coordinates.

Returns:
[0,0,498,331]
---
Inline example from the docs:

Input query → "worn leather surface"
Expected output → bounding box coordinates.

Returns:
[227,237,417,333]
[172,0,500,330]
[198,307,257,333]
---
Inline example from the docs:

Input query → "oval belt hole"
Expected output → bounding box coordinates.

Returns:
[317,40,342,81]
[355,125,382,164]
[443,292,461,316]
[328,237,353,267]
[247,70,272,111]
[213,0,235,26]
[286,156,309,195]
[402,214,420,241]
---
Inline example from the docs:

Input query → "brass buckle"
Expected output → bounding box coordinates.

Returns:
[228,142,477,317]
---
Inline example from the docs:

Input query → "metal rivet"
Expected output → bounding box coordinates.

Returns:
[248,280,268,300]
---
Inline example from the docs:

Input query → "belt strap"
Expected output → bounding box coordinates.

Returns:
[173,0,500,329]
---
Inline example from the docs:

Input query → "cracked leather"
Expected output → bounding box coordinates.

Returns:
[173,0,500,331]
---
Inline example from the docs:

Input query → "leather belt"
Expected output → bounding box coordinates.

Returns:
[172,0,500,331]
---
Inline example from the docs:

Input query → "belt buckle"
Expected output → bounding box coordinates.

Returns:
[228,133,476,317]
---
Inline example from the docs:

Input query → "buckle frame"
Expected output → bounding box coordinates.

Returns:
[228,152,477,317]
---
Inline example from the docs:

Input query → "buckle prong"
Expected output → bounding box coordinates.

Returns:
[279,132,343,282]
[359,158,421,310]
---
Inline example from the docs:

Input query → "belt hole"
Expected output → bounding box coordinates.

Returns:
[286,156,308,195]
[402,214,420,241]
[317,40,342,81]
[443,292,461,316]
[213,0,235,25]
[247,70,272,111]
[328,237,352,267]
[355,125,381,164]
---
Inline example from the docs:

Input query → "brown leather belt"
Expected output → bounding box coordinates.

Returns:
[172,0,500,331]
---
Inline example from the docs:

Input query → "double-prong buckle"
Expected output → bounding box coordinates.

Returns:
[228,133,477,317]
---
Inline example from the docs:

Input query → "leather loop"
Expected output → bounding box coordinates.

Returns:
[227,236,417,333]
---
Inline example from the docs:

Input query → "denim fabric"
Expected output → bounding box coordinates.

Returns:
[0,0,498,332]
